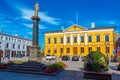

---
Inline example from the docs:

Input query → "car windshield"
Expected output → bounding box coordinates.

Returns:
[46,55,51,56]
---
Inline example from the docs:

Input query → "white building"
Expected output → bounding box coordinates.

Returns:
[0,32,32,62]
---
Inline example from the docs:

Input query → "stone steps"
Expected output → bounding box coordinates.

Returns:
[5,61,47,74]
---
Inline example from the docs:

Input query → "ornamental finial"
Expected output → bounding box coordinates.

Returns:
[34,1,39,16]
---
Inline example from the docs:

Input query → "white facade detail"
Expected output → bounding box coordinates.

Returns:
[0,33,32,62]
[85,32,88,45]
[70,33,73,45]
[64,34,66,45]
[78,33,80,45]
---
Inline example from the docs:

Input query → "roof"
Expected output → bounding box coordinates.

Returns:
[44,26,116,34]
[88,26,116,30]
[0,32,31,41]
[44,30,63,34]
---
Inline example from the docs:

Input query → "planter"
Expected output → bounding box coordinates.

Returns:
[83,71,112,80]
[0,65,7,69]
[117,65,120,70]
[42,69,63,76]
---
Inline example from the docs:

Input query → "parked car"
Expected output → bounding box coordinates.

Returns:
[72,56,79,61]
[62,55,70,61]
[46,55,55,60]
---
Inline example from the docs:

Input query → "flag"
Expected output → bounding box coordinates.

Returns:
[113,50,116,54]
[117,46,120,50]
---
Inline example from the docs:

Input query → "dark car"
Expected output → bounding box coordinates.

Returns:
[72,56,79,61]
[62,55,70,61]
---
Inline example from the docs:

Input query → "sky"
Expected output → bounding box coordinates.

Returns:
[0,0,120,49]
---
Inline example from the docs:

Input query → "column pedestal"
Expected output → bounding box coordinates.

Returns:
[28,45,40,62]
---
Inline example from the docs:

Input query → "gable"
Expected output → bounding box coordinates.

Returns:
[65,25,85,31]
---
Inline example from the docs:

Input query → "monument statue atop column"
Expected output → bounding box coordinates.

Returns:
[34,2,39,16]
[29,2,41,62]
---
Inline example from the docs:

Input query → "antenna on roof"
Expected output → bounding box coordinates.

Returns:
[76,10,79,24]
[15,34,18,36]
[62,25,64,30]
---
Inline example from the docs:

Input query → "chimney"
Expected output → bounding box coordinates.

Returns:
[62,25,64,31]
[15,34,18,36]
[24,36,28,39]
[91,22,95,28]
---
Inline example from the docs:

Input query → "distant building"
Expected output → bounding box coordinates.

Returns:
[44,24,115,57]
[0,32,32,61]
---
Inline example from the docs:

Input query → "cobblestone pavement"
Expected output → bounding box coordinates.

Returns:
[0,60,120,80]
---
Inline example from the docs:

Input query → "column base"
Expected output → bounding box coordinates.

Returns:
[28,45,41,62]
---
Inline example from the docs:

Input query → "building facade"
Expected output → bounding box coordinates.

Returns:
[0,32,32,61]
[44,24,115,57]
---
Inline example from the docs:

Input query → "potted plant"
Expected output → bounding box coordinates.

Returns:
[44,62,66,74]
[83,51,109,72]
[83,51,112,80]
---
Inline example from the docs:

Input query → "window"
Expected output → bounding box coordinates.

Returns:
[18,44,20,49]
[67,48,70,53]
[74,37,77,43]
[13,44,15,49]
[60,48,63,53]
[48,48,50,53]
[106,46,109,53]
[6,37,8,40]
[23,45,25,49]
[14,39,16,42]
[48,38,50,44]
[6,43,9,48]
[81,47,84,53]
[67,37,70,43]
[88,35,92,42]
[54,48,57,54]
[96,35,100,42]
[8,38,10,41]
[54,38,57,43]
[97,47,100,51]
[60,37,63,43]
[1,36,3,40]
[0,42,2,48]
[88,47,92,53]
[105,35,109,42]
[81,36,84,42]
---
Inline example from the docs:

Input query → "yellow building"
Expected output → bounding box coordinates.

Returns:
[44,24,115,57]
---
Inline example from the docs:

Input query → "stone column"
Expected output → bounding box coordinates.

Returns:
[32,17,40,45]
[70,33,73,45]
[29,2,41,62]
[85,32,88,45]
[64,34,66,45]
[78,33,80,45]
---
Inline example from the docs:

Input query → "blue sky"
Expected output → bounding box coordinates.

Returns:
[0,0,120,48]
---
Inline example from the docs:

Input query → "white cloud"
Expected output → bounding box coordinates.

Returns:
[98,20,120,26]
[19,8,61,25]
[4,0,61,25]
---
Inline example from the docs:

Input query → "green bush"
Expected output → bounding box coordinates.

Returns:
[83,51,109,72]
[0,63,7,66]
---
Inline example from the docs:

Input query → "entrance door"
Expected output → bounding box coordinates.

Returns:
[73,47,77,55]
[0,50,3,57]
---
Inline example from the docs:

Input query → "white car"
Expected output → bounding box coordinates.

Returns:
[46,55,55,60]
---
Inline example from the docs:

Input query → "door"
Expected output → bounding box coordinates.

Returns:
[73,47,77,55]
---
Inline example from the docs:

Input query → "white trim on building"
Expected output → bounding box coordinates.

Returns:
[0,33,32,62]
